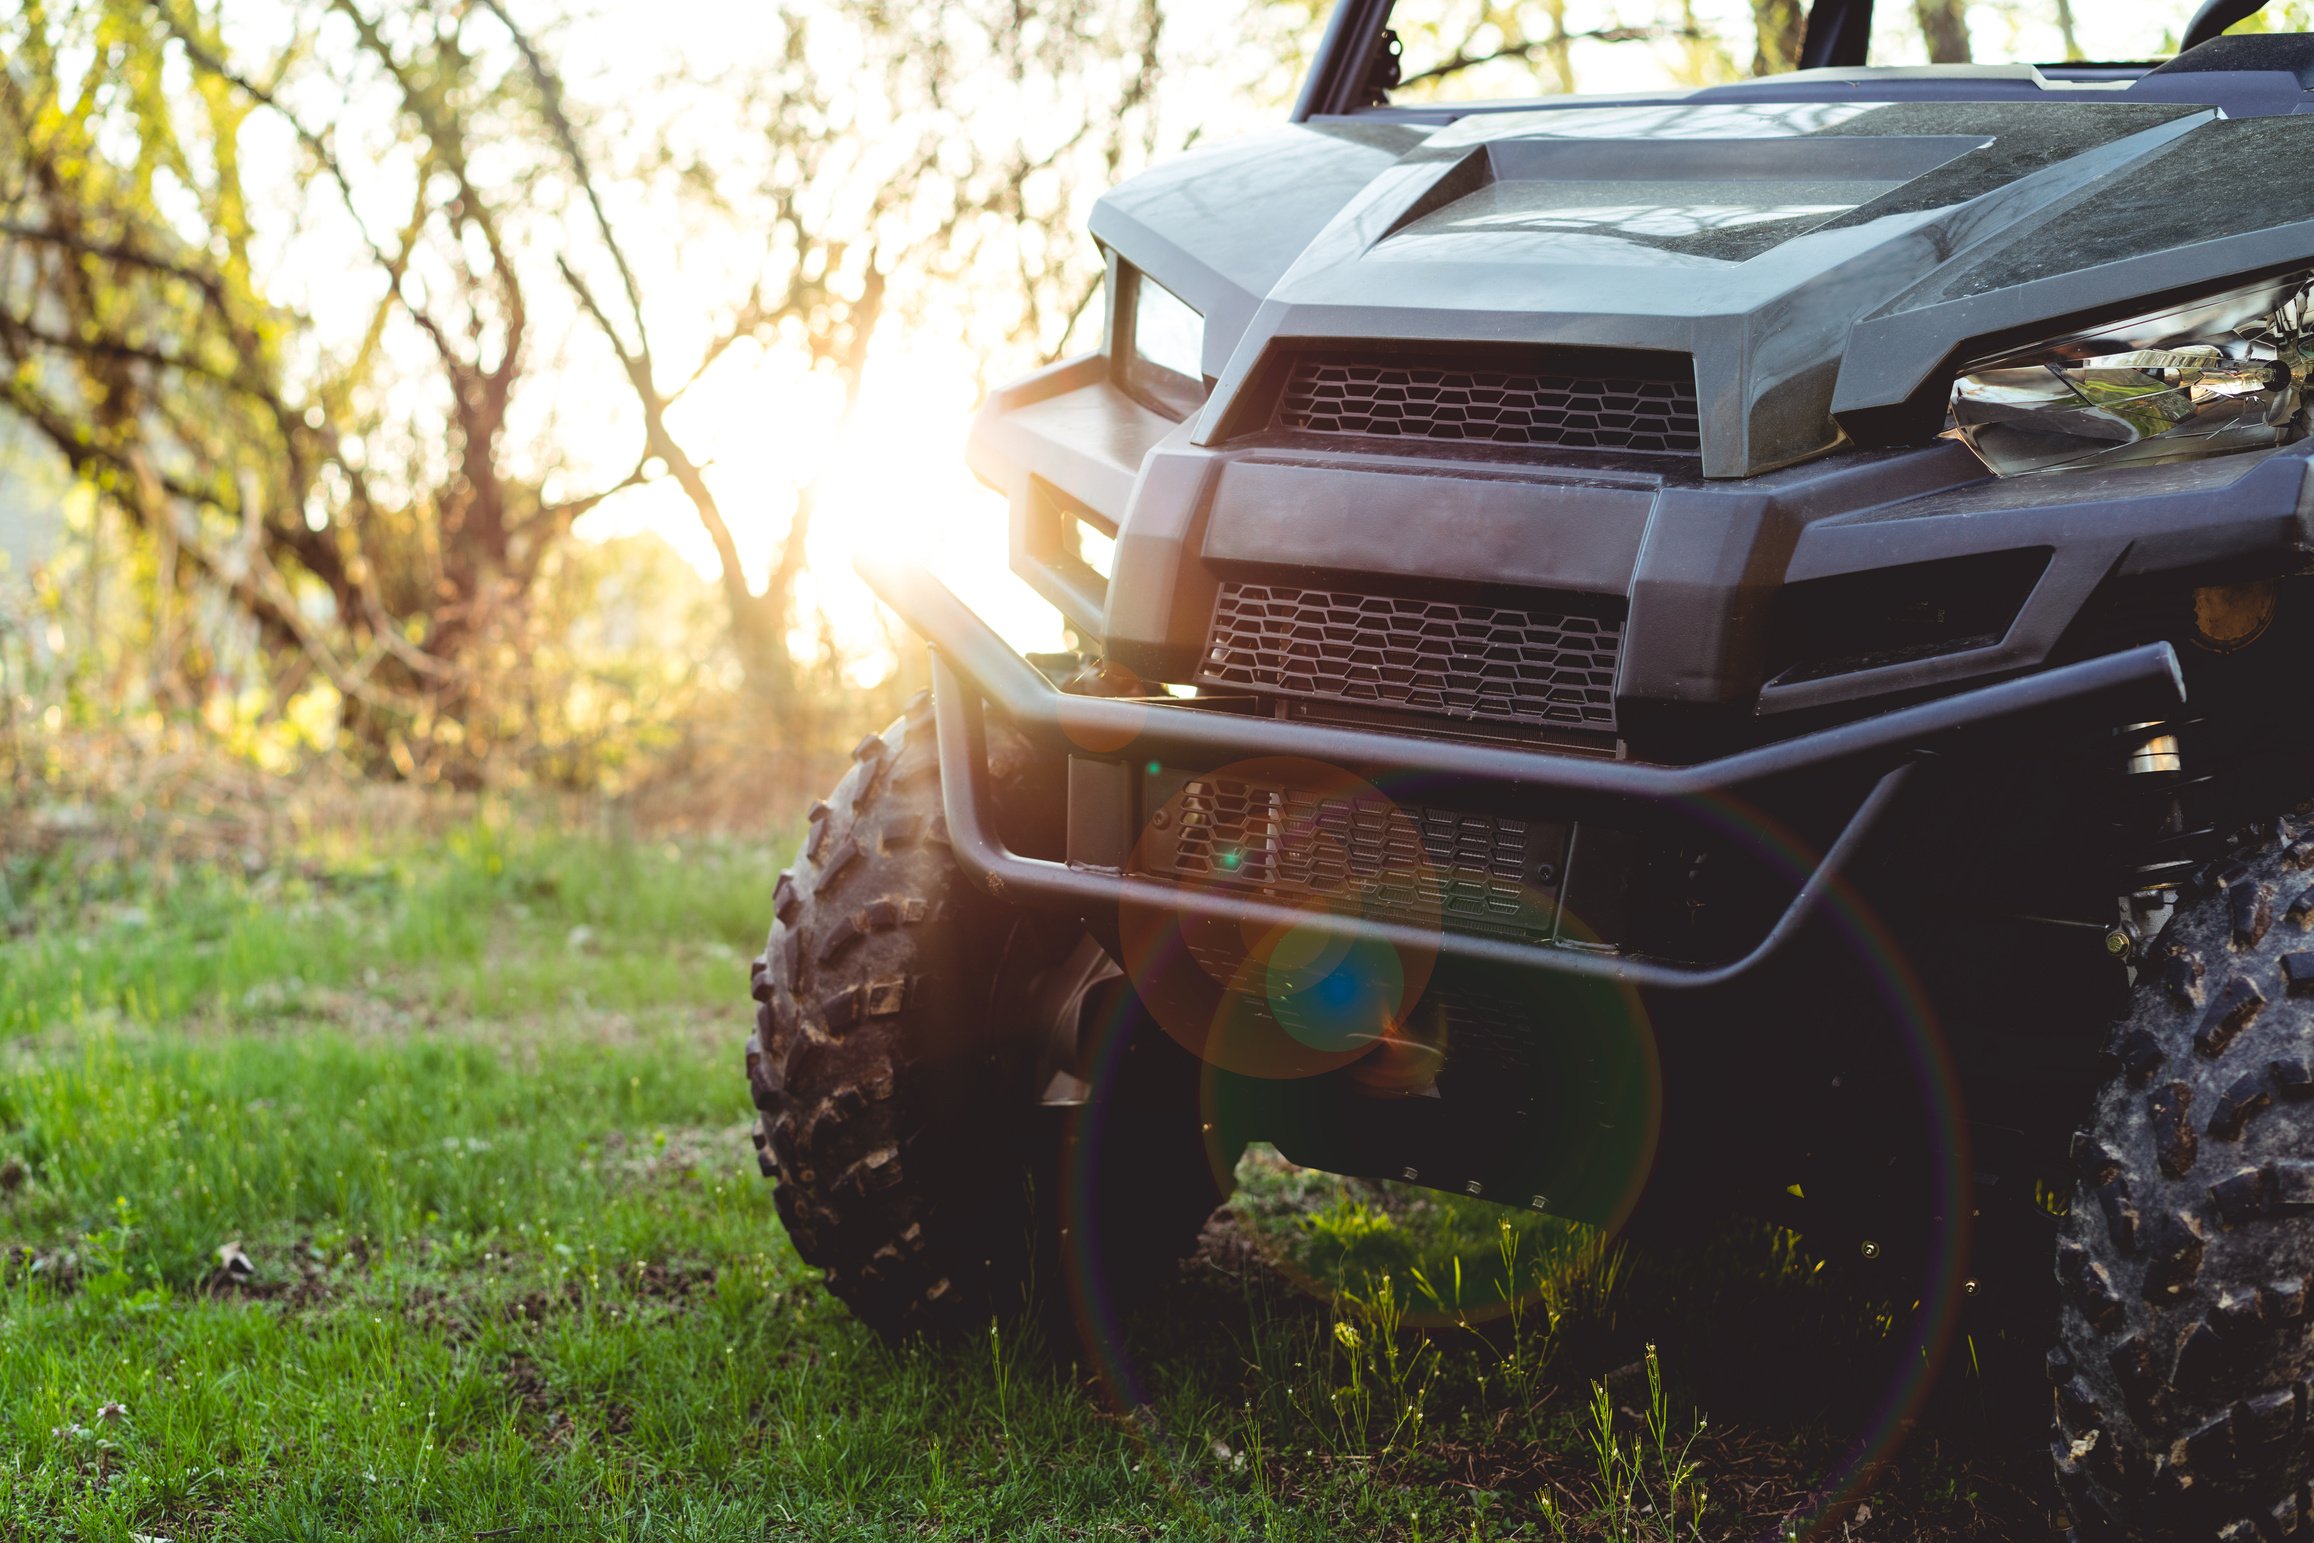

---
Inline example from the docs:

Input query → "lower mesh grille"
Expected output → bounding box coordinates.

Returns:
[1151,775,1563,942]
[1276,355,1700,453]
[1200,583,1621,732]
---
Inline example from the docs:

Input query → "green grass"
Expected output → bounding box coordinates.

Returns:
[0,822,2043,1540]
[0,820,774,1037]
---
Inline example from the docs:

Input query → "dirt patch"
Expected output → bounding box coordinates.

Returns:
[594,1122,753,1187]
[629,1256,717,1303]
[169,994,736,1053]
[497,1273,587,1328]
[497,1348,641,1445]
[370,1002,740,1057]
[2,1243,72,1291]
[499,1350,571,1444]
[191,1233,385,1311]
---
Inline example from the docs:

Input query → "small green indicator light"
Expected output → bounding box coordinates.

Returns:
[1218,850,1241,871]
[1146,760,1162,776]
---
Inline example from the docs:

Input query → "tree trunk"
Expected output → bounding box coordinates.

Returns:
[1914,0,1971,63]
[1543,0,1576,93]
[1751,0,1806,74]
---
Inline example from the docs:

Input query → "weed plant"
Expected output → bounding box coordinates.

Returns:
[1545,1345,1709,1543]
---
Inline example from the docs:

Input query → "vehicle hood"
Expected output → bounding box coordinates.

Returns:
[1091,94,2314,476]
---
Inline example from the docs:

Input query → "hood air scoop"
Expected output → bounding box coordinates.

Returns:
[1384,134,1993,265]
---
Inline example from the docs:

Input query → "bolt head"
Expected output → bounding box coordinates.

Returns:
[1859,1239,1881,1260]
[2104,927,2136,960]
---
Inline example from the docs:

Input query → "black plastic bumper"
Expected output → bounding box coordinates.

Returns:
[860,557,2188,991]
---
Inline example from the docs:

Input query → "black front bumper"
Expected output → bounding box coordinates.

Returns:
[862,556,2187,992]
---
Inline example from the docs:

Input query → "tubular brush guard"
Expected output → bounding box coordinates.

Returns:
[858,555,2188,991]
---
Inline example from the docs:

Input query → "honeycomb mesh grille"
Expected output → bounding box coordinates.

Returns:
[1201,584,1621,731]
[1158,777,1555,942]
[1276,355,1700,453]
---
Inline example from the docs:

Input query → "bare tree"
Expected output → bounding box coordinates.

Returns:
[476,0,1172,776]
[0,0,657,782]
[3,0,1167,787]
[1396,1,1709,94]
[1219,0,1762,104]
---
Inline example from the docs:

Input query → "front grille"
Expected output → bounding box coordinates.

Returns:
[1276,355,1700,454]
[1152,775,1565,943]
[1200,583,1621,731]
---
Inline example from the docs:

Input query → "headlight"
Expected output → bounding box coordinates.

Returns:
[1947,272,2312,477]
[1120,268,1208,421]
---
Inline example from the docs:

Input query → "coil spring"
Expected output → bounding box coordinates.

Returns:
[2117,717,2216,895]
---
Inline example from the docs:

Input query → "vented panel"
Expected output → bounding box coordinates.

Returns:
[1764,548,2050,687]
[1154,776,1562,942]
[1276,356,1700,453]
[1201,584,1621,731]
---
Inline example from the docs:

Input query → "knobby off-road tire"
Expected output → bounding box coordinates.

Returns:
[2055,819,2314,1540]
[745,693,1225,1342]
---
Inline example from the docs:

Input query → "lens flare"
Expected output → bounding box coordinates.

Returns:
[1120,755,1443,1079]
[1060,749,1966,1540]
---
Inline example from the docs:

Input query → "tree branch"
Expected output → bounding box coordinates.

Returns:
[1396,24,1700,89]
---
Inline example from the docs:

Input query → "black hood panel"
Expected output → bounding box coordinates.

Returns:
[1094,88,2314,476]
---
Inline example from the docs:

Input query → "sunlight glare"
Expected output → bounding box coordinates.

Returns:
[576,327,1071,685]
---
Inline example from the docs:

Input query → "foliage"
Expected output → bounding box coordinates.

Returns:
[0,0,1175,794]
[0,0,612,782]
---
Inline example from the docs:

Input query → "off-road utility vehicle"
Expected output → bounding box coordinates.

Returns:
[747,1,2314,1532]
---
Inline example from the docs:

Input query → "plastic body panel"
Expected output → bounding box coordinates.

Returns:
[1199,457,1655,595]
[980,359,2314,739]
[962,29,2314,735]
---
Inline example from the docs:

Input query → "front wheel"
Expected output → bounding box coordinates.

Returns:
[2054,819,2314,1539]
[744,694,1227,1341]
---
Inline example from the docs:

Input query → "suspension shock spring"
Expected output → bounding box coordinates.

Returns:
[2116,718,2216,896]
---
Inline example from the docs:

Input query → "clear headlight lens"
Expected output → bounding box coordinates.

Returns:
[1121,269,1208,420]
[1947,272,2313,477]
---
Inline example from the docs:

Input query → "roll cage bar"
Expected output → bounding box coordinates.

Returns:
[1289,0,2274,122]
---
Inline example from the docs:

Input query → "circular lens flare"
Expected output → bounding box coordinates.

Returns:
[1066,753,1967,1540]
[1121,756,1443,1079]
